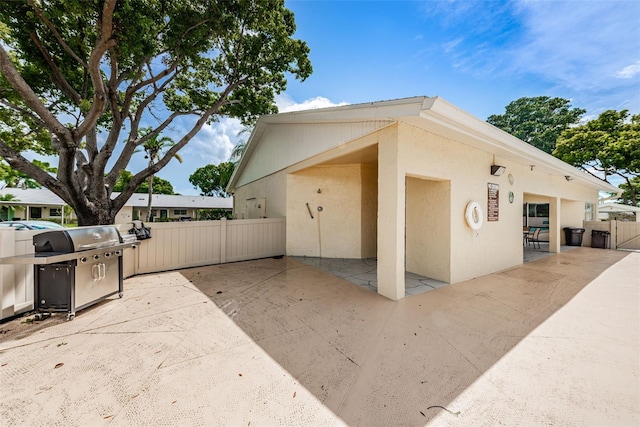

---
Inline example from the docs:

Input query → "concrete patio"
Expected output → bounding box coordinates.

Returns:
[1,248,638,426]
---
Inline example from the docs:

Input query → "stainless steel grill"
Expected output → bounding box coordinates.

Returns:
[4,226,134,320]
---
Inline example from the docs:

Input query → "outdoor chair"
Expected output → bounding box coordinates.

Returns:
[530,227,543,249]
[525,227,536,246]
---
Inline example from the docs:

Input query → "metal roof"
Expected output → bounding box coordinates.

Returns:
[228,96,620,195]
[598,203,640,213]
[0,188,232,209]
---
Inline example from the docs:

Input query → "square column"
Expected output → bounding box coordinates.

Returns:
[377,138,405,300]
[549,197,561,253]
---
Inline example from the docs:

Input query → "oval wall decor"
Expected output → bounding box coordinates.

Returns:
[465,201,483,230]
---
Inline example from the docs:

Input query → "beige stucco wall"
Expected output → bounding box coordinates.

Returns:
[232,119,603,299]
[232,172,287,219]
[394,123,600,285]
[361,165,378,259]
[406,176,451,282]
[394,124,522,284]
[286,165,367,258]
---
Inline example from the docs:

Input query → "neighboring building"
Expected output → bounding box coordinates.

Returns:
[114,193,232,223]
[227,96,620,300]
[0,188,232,224]
[598,202,640,222]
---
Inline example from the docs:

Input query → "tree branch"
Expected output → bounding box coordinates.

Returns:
[27,0,88,68]
[0,98,47,129]
[0,141,70,202]
[28,31,82,104]
[0,45,73,143]
[76,0,117,139]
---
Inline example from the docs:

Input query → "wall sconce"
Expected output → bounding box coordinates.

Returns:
[490,165,506,176]
[565,176,573,181]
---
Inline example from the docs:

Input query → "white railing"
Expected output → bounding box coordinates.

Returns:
[0,218,285,320]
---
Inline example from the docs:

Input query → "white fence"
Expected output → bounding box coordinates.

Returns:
[583,220,640,250]
[0,218,285,321]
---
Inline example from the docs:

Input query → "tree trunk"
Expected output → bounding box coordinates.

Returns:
[146,174,154,222]
[75,204,117,226]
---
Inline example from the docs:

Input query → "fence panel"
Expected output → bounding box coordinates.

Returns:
[616,221,640,250]
[131,220,224,275]
[225,218,287,262]
[1,218,285,320]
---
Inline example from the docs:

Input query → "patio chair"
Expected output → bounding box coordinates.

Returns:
[525,227,536,246]
[530,227,543,249]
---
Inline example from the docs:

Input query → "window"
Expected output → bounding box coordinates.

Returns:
[50,208,62,217]
[30,207,42,219]
[585,203,593,221]
[527,203,549,217]
[174,209,187,216]
[535,204,549,217]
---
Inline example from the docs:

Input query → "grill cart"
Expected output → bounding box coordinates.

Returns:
[1,226,135,320]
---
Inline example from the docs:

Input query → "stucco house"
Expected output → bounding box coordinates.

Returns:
[227,96,619,300]
[0,188,232,224]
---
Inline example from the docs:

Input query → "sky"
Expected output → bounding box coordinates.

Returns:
[22,0,640,195]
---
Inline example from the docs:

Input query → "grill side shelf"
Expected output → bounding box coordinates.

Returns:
[0,242,135,265]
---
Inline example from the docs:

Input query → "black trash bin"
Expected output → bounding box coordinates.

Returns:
[563,227,585,246]
[591,230,610,249]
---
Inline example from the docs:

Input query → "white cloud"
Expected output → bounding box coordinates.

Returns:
[614,61,640,79]
[511,2,639,90]
[442,37,463,54]
[424,1,639,112]
[275,94,348,112]
[180,118,244,165]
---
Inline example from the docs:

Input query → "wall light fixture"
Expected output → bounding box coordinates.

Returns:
[490,165,506,176]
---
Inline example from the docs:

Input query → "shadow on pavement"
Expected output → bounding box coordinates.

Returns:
[182,248,630,425]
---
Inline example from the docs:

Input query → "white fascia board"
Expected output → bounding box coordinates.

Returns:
[227,122,266,193]
[420,97,620,194]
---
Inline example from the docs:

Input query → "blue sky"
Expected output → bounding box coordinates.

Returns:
[20,1,639,195]
[166,0,640,195]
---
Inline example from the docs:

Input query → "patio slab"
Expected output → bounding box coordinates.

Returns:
[1,248,638,426]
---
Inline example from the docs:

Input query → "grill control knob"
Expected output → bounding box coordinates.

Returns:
[93,254,100,260]
[104,252,112,257]
[80,257,87,263]
[114,250,122,256]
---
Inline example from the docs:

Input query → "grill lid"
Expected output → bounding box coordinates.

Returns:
[33,226,123,253]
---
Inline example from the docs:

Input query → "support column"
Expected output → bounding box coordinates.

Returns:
[377,138,405,301]
[549,197,561,253]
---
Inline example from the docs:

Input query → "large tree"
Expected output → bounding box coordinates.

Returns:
[487,96,585,153]
[618,177,640,207]
[189,161,235,197]
[0,0,311,225]
[553,110,640,205]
